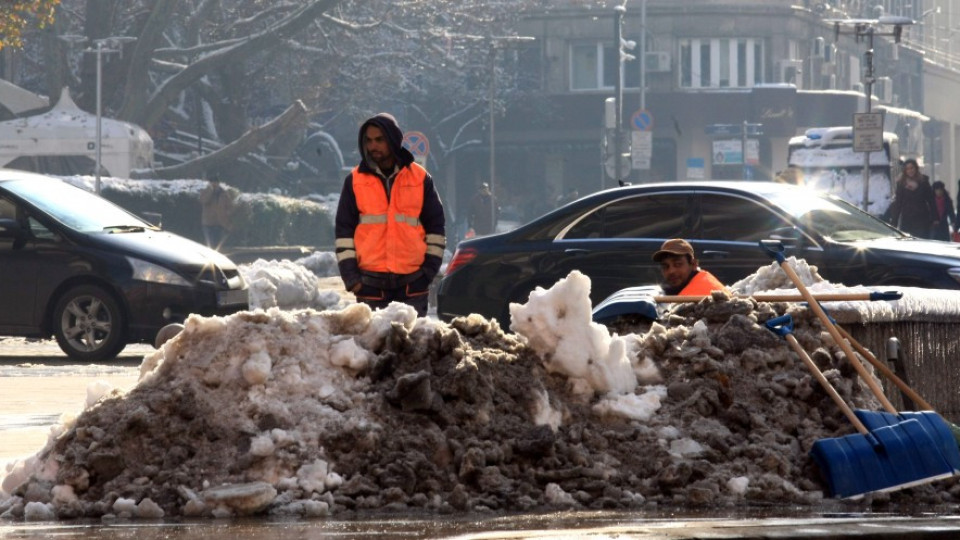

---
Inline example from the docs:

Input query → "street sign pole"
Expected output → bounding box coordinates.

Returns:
[862,30,874,212]
[613,6,624,188]
[741,120,748,179]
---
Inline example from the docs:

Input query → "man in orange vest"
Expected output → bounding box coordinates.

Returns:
[335,113,446,317]
[652,239,727,296]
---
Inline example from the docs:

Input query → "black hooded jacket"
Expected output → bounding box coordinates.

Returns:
[334,113,446,290]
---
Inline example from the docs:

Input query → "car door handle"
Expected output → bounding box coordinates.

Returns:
[701,250,729,258]
[563,248,590,256]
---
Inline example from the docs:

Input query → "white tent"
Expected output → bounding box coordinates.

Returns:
[0,88,153,178]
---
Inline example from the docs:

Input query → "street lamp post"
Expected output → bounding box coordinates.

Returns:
[94,40,103,195]
[613,5,625,188]
[487,35,534,232]
[59,35,137,194]
[89,36,137,194]
[829,16,913,211]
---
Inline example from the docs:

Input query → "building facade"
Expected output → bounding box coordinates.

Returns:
[449,0,960,224]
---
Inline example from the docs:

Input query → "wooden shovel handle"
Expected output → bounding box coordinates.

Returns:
[834,324,935,411]
[777,260,899,414]
[783,333,870,435]
[655,292,896,303]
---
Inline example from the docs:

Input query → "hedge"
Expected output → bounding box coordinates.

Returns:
[99,182,335,249]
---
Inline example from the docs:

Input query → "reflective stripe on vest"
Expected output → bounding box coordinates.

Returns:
[352,164,428,274]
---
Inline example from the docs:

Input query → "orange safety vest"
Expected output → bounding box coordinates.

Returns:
[679,270,726,296]
[352,163,427,274]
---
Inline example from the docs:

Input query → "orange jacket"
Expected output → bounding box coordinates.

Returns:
[352,163,428,274]
[679,270,726,296]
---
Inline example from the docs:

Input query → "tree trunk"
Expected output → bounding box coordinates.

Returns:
[116,0,181,124]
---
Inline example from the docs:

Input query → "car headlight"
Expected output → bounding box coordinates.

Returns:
[127,257,191,286]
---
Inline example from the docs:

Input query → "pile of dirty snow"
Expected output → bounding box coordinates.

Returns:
[3,258,960,521]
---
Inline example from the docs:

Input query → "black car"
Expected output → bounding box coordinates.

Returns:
[438,181,960,325]
[0,170,248,361]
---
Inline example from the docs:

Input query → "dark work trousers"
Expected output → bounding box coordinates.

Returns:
[354,284,429,317]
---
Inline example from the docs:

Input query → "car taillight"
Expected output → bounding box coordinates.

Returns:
[445,247,478,276]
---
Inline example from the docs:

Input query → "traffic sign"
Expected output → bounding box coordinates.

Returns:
[605,153,631,180]
[631,130,652,169]
[853,112,883,152]
[402,131,430,162]
[705,123,763,137]
[631,109,654,131]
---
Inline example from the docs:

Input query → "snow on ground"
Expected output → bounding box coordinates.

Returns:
[4,256,960,521]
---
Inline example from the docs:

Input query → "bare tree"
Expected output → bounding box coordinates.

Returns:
[17,0,543,191]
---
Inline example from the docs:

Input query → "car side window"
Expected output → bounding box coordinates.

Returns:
[0,198,15,220]
[565,194,693,239]
[0,197,57,244]
[699,193,792,242]
[27,215,56,240]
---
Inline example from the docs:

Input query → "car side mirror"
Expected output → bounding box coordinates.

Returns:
[0,218,22,238]
[768,226,805,249]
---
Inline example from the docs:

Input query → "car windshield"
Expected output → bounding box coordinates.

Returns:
[765,189,904,242]
[2,178,150,233]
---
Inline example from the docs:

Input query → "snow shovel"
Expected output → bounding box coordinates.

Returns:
[759,240,899,415]
[760,240,960,478]
[766,314,957,498]
[591,286,901,323]
[832,324,960,464]
[591,285,662,323]
[655,291,903,304]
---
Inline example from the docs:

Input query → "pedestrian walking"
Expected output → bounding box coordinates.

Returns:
[931,181,957,241]
[199,177,236,249]
[467,182,498,236]
[883,158,936,238]
[334,113,446,317]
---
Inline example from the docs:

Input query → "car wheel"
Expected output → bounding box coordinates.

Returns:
[53,284,127,362]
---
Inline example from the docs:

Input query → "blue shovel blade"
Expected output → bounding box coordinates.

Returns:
[810,418,955,498]
[592,286,661,323]
[854,409,960,473]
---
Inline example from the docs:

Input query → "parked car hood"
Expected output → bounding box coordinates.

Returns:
[86,229,239,269]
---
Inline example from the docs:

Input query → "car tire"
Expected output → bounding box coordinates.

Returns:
[53,284,127,362]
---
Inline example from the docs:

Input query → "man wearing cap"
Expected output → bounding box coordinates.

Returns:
[652,239,726,296]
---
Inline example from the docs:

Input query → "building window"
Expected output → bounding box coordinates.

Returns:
[679,38,764,88]
[570,42,640,90]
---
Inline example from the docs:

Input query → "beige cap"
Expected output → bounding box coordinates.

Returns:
[652,238,695,262]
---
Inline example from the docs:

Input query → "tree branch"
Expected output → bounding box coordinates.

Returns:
[133,100,308,180]
[126,0,337,130]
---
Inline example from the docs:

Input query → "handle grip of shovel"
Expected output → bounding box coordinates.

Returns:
[760,239,787,264]
[764,314,793,337]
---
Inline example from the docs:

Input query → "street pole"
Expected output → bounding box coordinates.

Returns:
[831,17,912,212]
[95,41,103,195]
[862,29,874,212]
[639,0,646,112]
[613,6,624,188]
[483,35,533,232]
[489,44,497,232]
[741,121,748,179]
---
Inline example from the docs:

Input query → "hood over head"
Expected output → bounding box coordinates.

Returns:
[357,112,415,169]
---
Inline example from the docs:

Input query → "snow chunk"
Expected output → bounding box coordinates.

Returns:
[510,270,636,395]
[593,385,668,421]
[23,501,56,521]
